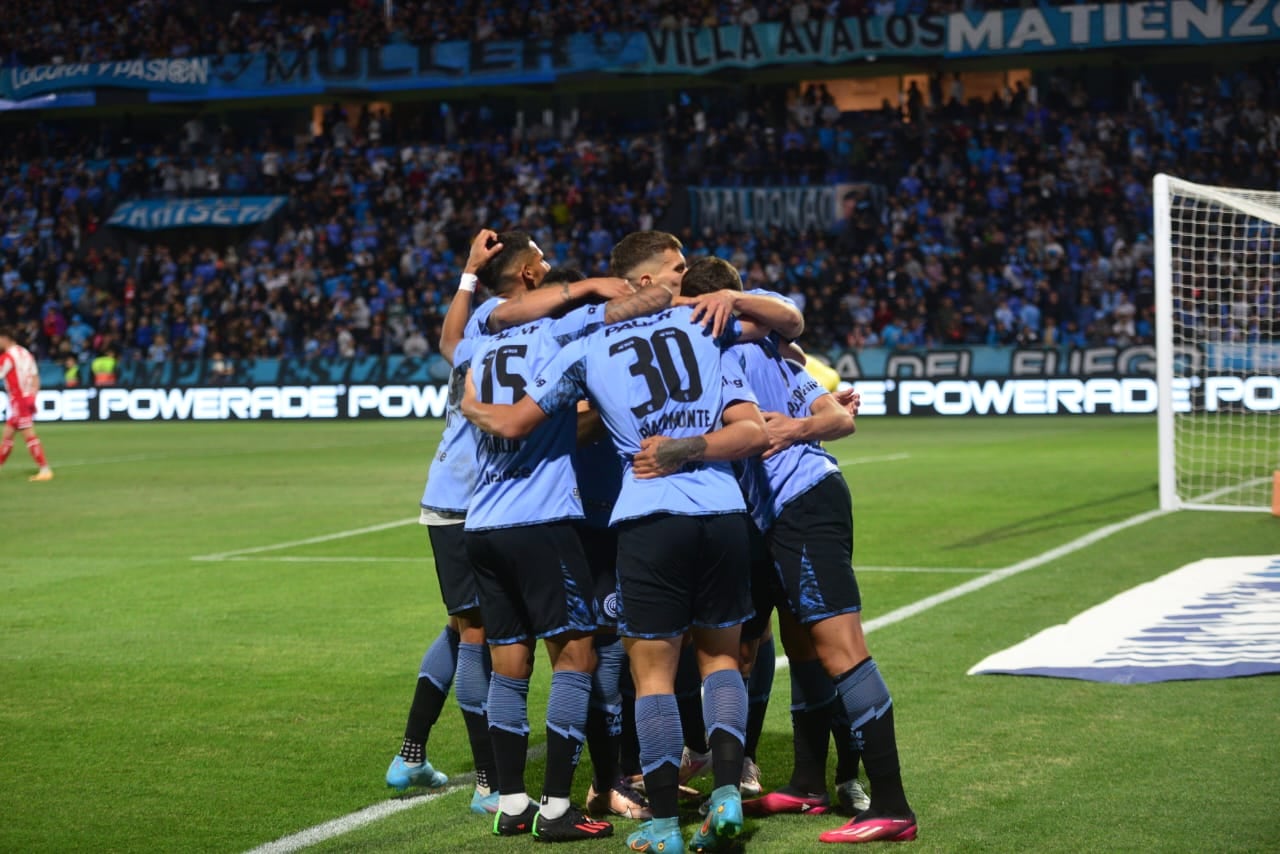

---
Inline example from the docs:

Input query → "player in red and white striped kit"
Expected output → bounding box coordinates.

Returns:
[0,328,53,482]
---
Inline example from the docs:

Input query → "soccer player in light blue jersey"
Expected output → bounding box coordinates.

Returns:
[463,231,799,854]
[391,231,636,813]
[464,278,672,843]
[388,230,503,806]
[677,257,918,845]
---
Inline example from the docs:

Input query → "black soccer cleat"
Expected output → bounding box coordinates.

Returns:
[531,805,614,842]
[493,802,539,836]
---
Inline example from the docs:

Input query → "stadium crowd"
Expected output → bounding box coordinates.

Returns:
[3,0,1108,69]
[1,66,1277,373]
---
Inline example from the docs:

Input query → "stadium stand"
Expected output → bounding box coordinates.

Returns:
[4,65,1276,370]
[1,0,1097,68]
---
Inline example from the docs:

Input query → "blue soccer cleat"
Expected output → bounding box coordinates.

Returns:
[385,755,448,791]
[626,817,684,852]
[470,788,500,815]
[689,785,744,852]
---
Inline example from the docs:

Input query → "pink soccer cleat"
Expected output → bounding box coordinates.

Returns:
[743,789,832,817]
[819,811,918,843]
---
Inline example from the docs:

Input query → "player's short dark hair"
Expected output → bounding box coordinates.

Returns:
[0,327,15,342]
[609,231,682,279]
[478,231,535,294]
[541,267,586,287]
[680,257,743,297]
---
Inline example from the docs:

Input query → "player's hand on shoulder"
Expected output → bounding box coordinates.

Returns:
[685,291,739,338]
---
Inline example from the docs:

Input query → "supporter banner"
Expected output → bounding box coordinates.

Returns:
[969,556,1280,684]
[4,2,1278,101]
[8,374,1275,422]
[107,197,288,230]
[1,57,211,99]
[36,346,1260,392]
[835,343,1280,381]
[690,186,841,233]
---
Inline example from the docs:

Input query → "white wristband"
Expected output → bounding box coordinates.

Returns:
[458,273,478,293]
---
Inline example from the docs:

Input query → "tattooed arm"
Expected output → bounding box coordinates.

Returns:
[631,401,768,479]
[604,283,673,325]
[488,277,635,331]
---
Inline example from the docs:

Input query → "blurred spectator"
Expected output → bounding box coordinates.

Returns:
[1,64,1277,363]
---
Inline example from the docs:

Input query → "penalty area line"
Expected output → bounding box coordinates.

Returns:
[192,518,419,561]
[839,452,911,467]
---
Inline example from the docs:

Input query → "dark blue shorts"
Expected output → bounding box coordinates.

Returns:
[766,474,862,625]
[615,512,753,639]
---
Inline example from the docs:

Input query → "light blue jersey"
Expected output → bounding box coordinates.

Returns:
[418,295,503,518]
[465,304,607,531]
[733,338,838,532]
[529,306,757,525]
[464,297,502,340]
[420,336,479,516]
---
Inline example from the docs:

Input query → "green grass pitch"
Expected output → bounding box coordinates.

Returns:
[1,416,1277,853]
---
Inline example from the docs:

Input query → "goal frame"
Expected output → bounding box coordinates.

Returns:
[1154,173,1279,513]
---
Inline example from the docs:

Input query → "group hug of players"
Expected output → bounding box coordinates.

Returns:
[387,229,918,850]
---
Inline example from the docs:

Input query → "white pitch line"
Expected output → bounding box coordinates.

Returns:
[244,745,547,854]
[192,518,419,561]
[220,556,427,564]
[859,507,1172,634]
[839,452,911,467]
[246,785,466,854]
[857,565,987,574]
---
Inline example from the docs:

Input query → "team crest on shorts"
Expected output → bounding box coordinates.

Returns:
[603,593,620,619]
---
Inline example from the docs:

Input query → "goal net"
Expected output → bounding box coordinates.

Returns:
[1155,174,1280,512]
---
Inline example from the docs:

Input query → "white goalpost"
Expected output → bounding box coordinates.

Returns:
[1154,174,1280,513]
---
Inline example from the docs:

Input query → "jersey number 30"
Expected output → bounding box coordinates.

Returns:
[609,328,703,418]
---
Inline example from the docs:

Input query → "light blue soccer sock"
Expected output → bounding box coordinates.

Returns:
[456,642,496,793]
[702,668,748,791]
[635,694,683,819]
[835,658,910,816]
[487,672,531,814]
[400,627,459,763]
[542,669,592,818]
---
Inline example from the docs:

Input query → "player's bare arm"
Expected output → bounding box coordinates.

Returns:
[488,277,635,332]
[761,394,856,460]
[439,229,504,360]
[631,401,768,479]
[676,291,804,340]
[460,368,548,439]
[603,282,673,325]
